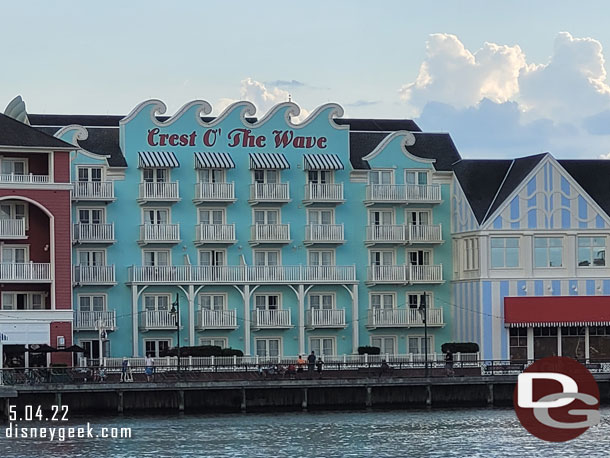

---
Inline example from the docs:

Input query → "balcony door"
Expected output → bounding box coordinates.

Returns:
[79,295,105,313]
[1,159,26,176]
[308,250,333,266]
[370,251,393,266]
[254,169,278,184]
[308,209,333,225]
[254,209,278,225]
[1,246,27,263]
[144,250,169,266]
[200,294,225,311]
[408,293,429,309]
[370,210,393,226]
[408,336,432,355]
[0,202,26,220]
[255,294,279,311]
[307,170,332,184]
[199,250,225,266]
[78,208,104,225]
[144,295,170,312]
[372,336,396,355]
[198,168,225,183]
[78,250,105,266]
[309,293,333,311]
[408,250,431,266]
[144,209,168,225]
[405,170,428,185]
[254,250,279,266]
[143,168,168,183]
[78,167,102,182]
[199,209,224,225]
[369,170,392,185]
[255,338,280,357]
[145,340,171,358]
[310,337,334,357]
[406,210,430,226]
[371,293,394,310]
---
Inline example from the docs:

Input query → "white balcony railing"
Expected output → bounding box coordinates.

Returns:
[250,224,290,243]
[409,264,443,283]
[251,309,291,328]
[365,184,441,203]
[408,224,442,243]
[139,310,176,330]
[0,218,26,238]
[0,263,51,281]
[138,181,180,201]
[128,265,357,284]
[249,183,290,202]
[367,265,409,284]
[139,224,180,243]
[195,224,236,244]
[303,183,344,203]
[73,265,116,285]
[367,308,444,327]
[73,223,115,243]
[306,309,346,328]
[74,310,116,331]
[194,182,235,202]
[72,181,115,200]
[0,173,50,184]
[196,309,238,329]
[304,224,344,244]
[365,225,407,244]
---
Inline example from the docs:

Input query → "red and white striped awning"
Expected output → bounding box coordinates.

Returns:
[504,296,610,327]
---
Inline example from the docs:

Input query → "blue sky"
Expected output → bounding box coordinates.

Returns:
[4,1,610,159]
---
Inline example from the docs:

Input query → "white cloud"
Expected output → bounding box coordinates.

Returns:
[599,152,610,159]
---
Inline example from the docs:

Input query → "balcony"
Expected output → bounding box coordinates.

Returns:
[0,174,50,184]
[73,265,116,285]
[367,308,444,328]
[137,181,180,203]
[193,182,236,203]
[366,264,444,285]
[251,309,291,329]
[365,224,443,245]
[409,264,444,284]
[0,219,26,239]
[306,309,346,328]
[139,310,176,331]
[0,263,51,282]
[73,310,116,331]
[249,183,290,204]
[303,183,344,205]
[408,224,443,244]
[72,181,115,202]
[138,224,180,245]
[304,224,345,245]
[195,224,236,245]
[364,184,441,205]
[250,224,291,245]
[128,265,357,285]
[196,309,238,330]
[73,223,115,244]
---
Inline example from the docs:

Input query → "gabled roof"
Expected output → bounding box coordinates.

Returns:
[406,133,461,171]
[0,113,76,149]
[559,160,610,217]
[335,118,421,132]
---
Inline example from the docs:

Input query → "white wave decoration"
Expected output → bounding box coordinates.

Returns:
[202,101,257,128]
[120,99,213,127]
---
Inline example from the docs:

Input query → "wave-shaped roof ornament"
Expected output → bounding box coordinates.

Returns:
[4,95,30,125]
[120,99,213,127]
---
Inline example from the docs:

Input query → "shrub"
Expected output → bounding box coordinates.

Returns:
[441,342,480,354]
[358,346,381,355]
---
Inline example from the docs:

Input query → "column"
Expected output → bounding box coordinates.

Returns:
[188,285,195,347]
[352,284,359,354]
[585,326,590,361]
[527,327,534,360]
[243,285,251,356]
[131,285,139,357]
[298,284,305,356]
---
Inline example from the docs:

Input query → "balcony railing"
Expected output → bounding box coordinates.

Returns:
[304,224,344,244]
[365,184,441,204]
[0,219,26,238]
[73,223,115,243]
[408,224,442,243]
[250,224,290,244]
[194,182,235,202]
[139,224,180,244]
[367,308,444,328]
[72,181,115,201]
[195,224,236,244]
[138,181,180,202]
[73,265,116,285]
[249,183,290,202]
[409,264,443,283]
[251,309,291,328]
[367,264,443,284]
[0,263,51,281]
[139,310,176,330]
[196,309,238,329]
[365,225,408,244]
[128,265,357,284]
[74,310,116,331]
[0,173,49,184]
[306,309,346,328]
[303,183,344,203]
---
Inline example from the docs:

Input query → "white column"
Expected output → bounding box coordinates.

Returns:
[131,285,139,357]
[352,284,359,354]
[298,284,305,356]
[585,326,590,361]
[527,327,534,360]
[557,326,562,357]
[243,285,251,356]
[188,285,195,347]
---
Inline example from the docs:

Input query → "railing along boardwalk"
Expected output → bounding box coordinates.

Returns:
[73,310,116,331]
[73,223,115,243]
[367,265,443,284]
[139,224,180,244]
[0,174,50,184]
[304,224,344,244]
[72,181,115,200]
[138,182,180,201]
[367,308,444,327]
[0,263,51,281]
[194,182,236,202]
[303,183,344,203]
[140,310,176,330]
[249,183,290,202]
[195,224,236,244]
[306,309,346,328]
[250,224,290,243]
[196,309,238,329]
[73,265,116,285]
[251,309,291,328]
[365,184,441,203]
[129,265,357,284]
[0,219,26,238]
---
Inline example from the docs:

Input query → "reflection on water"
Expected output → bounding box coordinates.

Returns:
[1,407,610,457]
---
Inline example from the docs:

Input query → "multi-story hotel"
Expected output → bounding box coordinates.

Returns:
[2,98,455,361]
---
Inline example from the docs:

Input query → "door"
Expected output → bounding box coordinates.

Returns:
[2,246,27,263]
[199,250,225,266]
[78,167,102,182]
[308,209,333,225]
[143,168,167,183]
[144,209,168,225]
[144,251,169,266]
[407,210,429,226]
[199,169,225,183]
[409,250,430,265]
[308,170,331,184]
[370,170,392,185]
[199,209,224,225]
[254,209,278,225]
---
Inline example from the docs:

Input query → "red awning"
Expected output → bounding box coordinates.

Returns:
[504,296,610,327]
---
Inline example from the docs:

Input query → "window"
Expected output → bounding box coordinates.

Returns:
[533,327,558,359]
[369,170,392,185]
[407,293,430,309]
[405,170,428,185]
[143,294,170,311]
[371,336,395,354]
[464,238,479,271]
[254,209,279,225]
[490,237,519,268]
[406,210,430,226]
[144,208,169,225]
[578,237,606,267]
[308,209,333,225]
[200,337,228,348]
[199,294,225,311]
[78,208,104,224]
[561,326,585,360]
[534,237,563,268]
[509,328,528,362]
[254,169,278,184]
[199,209,225,225]
[369,210,393,225]
[145,339,171,358]
[255,338,280,357]
[589,326,610,361]
[254,250,279,266]
[307,170,332,184]
[309,293,334,310]
[79,295,105,312]
[408,336,432,355]
[1,159,26,175]
[1,245,27,263]
[199,250,225,266]
[308,250,334,266]
[371,293,394,309]
[310,337,335,356]
[370,251,394,266]
[3,292,45,310]
[143,168,168,183]
[255,294,280,310]
[0,202,26,220]
[407,250,430,266]
[143,250,170,266]
[198,169,225,183]
[78,167,102,182]
[78,250,105,266]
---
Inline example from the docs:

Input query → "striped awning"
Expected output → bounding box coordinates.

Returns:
[138,151,180,168]
[249,153,290,170]
[194,152,235,169]
[303,154,344,170]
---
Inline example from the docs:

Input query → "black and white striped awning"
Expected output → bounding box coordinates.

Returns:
[138,151,180,168]
[303,154,344,170]
[249,153,290,170]
[194,152,235,169]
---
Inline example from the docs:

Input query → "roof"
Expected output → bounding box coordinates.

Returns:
[0,113,76,149]
[559,160,610,218]
[406,133,461,171]
[335,118,421,132]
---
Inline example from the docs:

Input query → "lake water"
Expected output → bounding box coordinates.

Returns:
[1,407,610,457]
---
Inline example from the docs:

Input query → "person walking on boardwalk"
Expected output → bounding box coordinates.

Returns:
[307,351,316,372]
[145,354,155,382]
[445,350,454,376]
[297,355,306,373]
[316,357,324,374]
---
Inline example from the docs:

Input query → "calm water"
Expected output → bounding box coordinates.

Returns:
[1,407,610,457]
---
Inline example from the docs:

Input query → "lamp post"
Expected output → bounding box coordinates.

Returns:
[418,295,428,378]
[96,319,107,369]
[170,294,180,374]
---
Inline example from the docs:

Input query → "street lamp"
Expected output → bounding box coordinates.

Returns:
[95,319,107,369]
[170,294,180,374]
[418,294,428,378]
